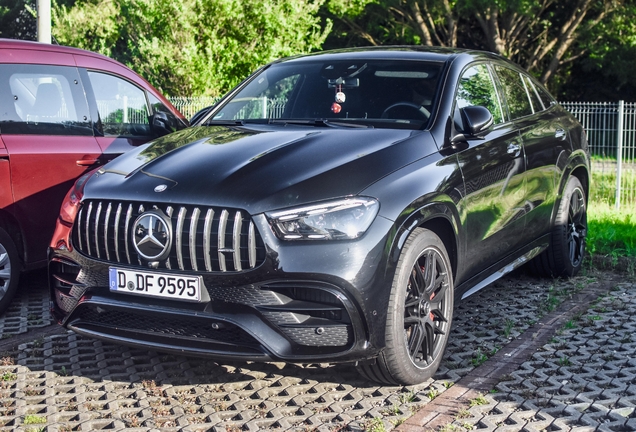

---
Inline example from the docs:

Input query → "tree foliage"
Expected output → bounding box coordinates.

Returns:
[322,0,636,95]
[52,0,331,97]
[0,0,36,40]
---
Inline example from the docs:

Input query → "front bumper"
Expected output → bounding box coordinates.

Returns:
[49,215,396,364]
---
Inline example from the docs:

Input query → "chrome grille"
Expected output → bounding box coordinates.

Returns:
[73,200,266,272]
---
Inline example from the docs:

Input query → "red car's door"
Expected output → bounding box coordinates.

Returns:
[0,63,102,267]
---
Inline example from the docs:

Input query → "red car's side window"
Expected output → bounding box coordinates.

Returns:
[0,64,92,136]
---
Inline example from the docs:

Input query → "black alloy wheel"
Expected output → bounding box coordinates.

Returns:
[403,247,452,368]
[566,185,586,268]
[358,228,453,385]
[528,176,587,278]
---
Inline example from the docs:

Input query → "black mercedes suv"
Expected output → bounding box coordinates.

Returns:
[49,47,589,385]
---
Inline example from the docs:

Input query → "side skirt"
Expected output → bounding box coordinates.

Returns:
[457,237,549,301]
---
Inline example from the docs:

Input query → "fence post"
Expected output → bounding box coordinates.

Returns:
[616,100,624,209]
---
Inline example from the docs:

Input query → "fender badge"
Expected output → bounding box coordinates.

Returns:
[154,184,168,193]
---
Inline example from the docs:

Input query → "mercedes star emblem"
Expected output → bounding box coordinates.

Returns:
[132,210,172,261]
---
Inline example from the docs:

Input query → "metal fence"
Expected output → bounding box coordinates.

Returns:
[562,101,636,209]
[168,97,636,210]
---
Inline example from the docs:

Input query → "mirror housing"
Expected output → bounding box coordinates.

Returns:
[460,105,493,137]
[152,111,172,136]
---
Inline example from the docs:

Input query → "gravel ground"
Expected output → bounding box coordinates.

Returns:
[0,265,632,431]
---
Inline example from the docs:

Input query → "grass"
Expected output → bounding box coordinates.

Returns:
[587,202,636,258]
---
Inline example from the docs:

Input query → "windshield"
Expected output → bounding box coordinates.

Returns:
[206,59,444,129]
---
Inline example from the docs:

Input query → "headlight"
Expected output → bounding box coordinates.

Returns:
[266,197,379,240]
[59,168,100,225]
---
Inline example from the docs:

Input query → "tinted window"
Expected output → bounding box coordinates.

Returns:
[0,64,91,135]
[209,60,444,129]
[494,65,533,119]
[455,64,504,124]
[87,72,151,137]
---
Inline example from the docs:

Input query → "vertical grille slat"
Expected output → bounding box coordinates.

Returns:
[189,207,201,271]
[248,221,256,269]
[85,202,93,256]
[203,208,214,272]
[77,206,84,252]
[233,211,243,272]
[104,203,112,261]
[94,202,102,259]
[176,207,187,271]
[73,200,265,273]
[124,204,133,264]
[165,206,174,270]
[114,203,122,262]
[218,209,229,272]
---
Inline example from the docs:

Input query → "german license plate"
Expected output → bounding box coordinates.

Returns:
[109,267,202,302]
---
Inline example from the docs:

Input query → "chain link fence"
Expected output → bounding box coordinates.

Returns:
[168,97,636,210]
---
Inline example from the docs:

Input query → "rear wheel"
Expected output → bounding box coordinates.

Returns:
[358,228,453,385]
[529,176,587,277]
[0,227,19,315]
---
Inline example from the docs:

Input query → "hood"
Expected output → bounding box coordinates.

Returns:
[85,124,438,214]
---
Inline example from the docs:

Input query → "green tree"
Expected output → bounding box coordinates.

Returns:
[322,0,636,90]
[0,0,36,40]
[53,0,331,97]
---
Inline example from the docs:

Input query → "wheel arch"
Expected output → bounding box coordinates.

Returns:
[570,165,590,205]
[388,201,460,284]
[552,151,590,225]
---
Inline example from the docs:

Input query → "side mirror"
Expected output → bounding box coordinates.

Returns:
[460,106,493,136]
[152,111,172,136]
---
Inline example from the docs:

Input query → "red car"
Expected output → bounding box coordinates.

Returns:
[0,39,188,313]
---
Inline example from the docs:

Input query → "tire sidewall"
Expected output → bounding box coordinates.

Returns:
[0,227,20,314]
[384,228,454,384]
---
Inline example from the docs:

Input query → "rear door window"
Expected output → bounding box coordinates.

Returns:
[494,65,533,120]
[0,64,92,135]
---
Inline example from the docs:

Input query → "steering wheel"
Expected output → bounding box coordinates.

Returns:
[381,102,430,120]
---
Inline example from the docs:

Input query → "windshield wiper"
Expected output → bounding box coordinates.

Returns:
[203,119,245,126]
[269,119,372,128]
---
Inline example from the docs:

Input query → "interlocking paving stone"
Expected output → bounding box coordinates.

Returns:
[0,270,52,339]
[441,277,636,432]
[1,267,630,431]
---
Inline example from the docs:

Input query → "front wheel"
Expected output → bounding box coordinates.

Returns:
[358,228,453,385]
[0,227,20,315]
[530,176,587,278]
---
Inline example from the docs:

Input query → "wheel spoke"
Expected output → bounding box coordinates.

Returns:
[407,322,425,360]
[0,252,7,268]
[404,315,421,325]
[430,308,448,325]
[410,261,426,297]
[423,321,435,362]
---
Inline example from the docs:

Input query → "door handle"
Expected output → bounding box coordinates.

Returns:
[76,158,101,166]
[507,143,521,155]
[555,128,567,140]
